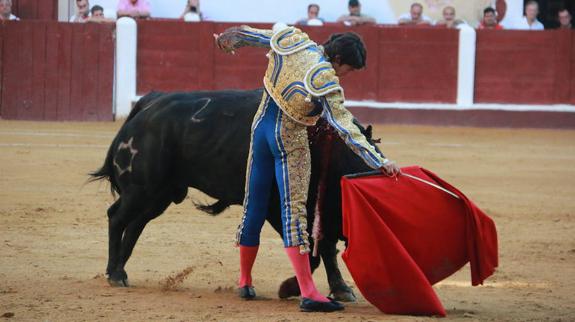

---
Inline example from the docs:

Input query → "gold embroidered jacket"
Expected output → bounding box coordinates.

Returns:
[220,25,387,169]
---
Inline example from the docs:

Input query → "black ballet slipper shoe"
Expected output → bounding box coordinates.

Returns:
[299,297,345,312]
[238,285,256,300]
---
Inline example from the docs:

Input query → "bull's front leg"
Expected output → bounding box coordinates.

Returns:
[319,239,356,302]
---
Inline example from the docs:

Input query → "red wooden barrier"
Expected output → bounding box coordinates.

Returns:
[0,24,4,115]
[137,21,216,93]
[1,21,115,121]
[136,22,459,103]
[11,0,57,20]
[475,30,573,105]
[572,32,575,105]
[377,27,458,103]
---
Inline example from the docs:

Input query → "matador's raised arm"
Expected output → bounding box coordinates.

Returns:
[215,25,273,53]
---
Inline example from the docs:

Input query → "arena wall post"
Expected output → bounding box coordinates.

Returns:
[456,24,476,107]
[115,17,138,118]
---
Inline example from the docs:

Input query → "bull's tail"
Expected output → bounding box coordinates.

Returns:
[89,91,165,196]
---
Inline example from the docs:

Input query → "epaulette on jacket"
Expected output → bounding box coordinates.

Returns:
[270,27,316,55]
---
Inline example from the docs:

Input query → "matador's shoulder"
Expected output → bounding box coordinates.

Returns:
[304,62,344,98]
[270,26,315,55]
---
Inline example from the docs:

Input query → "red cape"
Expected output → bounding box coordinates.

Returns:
[341,166,498,317]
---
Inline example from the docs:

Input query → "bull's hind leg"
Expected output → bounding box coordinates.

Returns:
[108,187,173,287]
[106,199,122,276]
[112,189,173,286]
[106,185,148,287]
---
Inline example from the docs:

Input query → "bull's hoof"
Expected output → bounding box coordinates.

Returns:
[278,276,300,299]
[330,287,357,302]
[107,271,129,287]
[107,277,129,287]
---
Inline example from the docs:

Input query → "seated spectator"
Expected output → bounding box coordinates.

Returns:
[70,0,90,23]
[296,4,324,26]
[180,0,203,22]
[514,1,544,30]
[0,0,18,21]
[336,0,376,26]
[88,5,113,23]
[477,7,503,30]
[557,8,573,29]
[398,3,433,26]
[435,6,464,28]
[117,0,150,19]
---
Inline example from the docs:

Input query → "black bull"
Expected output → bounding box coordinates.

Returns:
[91,88,382,301]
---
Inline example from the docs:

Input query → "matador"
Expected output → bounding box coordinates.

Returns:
[215,24,400,312]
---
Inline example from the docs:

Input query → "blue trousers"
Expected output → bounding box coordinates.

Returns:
[236,92,311,253]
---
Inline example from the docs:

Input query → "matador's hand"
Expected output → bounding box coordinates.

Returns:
[380,160,401,177]
[213,27,242,54]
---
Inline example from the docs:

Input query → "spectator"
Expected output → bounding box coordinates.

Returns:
[336,0,376,26]
[0,0,18,21]
[435,6,464,28]
[514,1,544,30]
[477,7,503,30]
[296,4,324,26]
[117,0,150,19]
[88,5,113,23]
[70,0,90,23]
[557,8,573,30]
[398,3,432,26]
[180,0,203,22]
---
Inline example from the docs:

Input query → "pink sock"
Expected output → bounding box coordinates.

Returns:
[285,247,329,302]
[239,245,259,287]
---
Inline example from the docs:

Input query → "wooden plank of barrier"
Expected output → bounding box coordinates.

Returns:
[31,22,47,120]
[18,22,35,119]
[571,31,575,105]
[44,22,60,120]
[0,24,3,117]
[81,23,101,121]
[1,22,18,119]
[197,22,215,91]
[69,24,86,121]
[57,23,73,120]
[553,30,572,104]
[96,24,115,121]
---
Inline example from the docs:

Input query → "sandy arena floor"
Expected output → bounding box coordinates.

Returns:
[0,120,574,322]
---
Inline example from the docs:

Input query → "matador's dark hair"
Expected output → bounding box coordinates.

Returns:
[322,32,367,69]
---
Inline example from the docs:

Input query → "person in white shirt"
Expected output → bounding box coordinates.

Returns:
[398,2,432,26]
[70,0,90,23]
[0,0,19,21]
[514,0,544,30]
[180,0,203,22]
[296,3,325,26]
[435,6,465,28]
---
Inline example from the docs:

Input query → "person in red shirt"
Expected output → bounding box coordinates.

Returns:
[477,7,503,30]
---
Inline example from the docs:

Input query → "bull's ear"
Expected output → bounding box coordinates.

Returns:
[366,125,373,139]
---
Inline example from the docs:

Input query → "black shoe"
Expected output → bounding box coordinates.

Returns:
[238,286,256,300]
[299,297,344,312]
